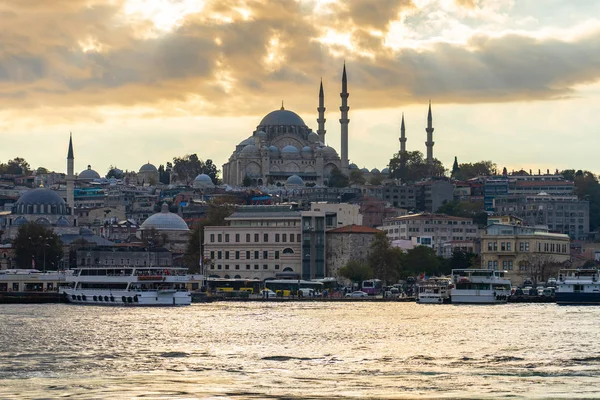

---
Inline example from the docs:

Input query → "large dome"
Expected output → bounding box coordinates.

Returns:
[259,109,306,127]
[14,188,67,215]
[139,163,158,173]
[140,204,189,231]
[79,165,100,180]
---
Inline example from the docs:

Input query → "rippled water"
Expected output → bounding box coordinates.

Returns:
[1,303,600,399]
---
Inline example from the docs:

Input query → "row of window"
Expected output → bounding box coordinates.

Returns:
[487,260,514,270]
[209,248,295,261]
[209,264,281,270]
[209,232,302,244]
[486,241,568,254]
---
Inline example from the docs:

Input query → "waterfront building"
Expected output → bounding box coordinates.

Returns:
[481,223,570,286]
[76,245,172,268]
[326,225,380,281]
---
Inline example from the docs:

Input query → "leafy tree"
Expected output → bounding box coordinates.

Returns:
[338,260,373,284]
[401,246,440,277]
[327,167,349,188]
[13,222,63,271]
[502,167,508,176]
[242,175,253,187]
[561,169,575,182]
[437,200,488,227]
[185,196,237,272]
[172,154,220,186]
[455,160,496,180]
[106,165,124,179]
[370,174,383,185]
[349,169,366,185]
[444,250,478,273]
[2,157,31,175]
[158,165,170,185]
[367,231,403,284]
[451,156,460,178]
[560,169,600,231]
[36,167,49,174]
[388,150,445,183]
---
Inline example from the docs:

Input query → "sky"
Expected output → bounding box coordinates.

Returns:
[1,0,600,177]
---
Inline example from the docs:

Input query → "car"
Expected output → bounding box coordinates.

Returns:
[542,287,555,297]
[260,289,278,299]
[346,291,368,298]
[299,288,315,297]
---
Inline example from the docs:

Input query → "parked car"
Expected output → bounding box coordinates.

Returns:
[346,291,368,298]
[260,289,278,299]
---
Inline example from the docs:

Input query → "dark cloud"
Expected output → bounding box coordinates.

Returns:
[0,0,599,118]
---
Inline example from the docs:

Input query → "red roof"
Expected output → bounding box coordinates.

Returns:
[327,224,381,234]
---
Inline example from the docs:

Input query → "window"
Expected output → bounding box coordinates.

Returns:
[263,264,268,270]
[493,261,498,270]
[488,261,492,268]
[519,242,524,251]
[254,251,259,259]
[254,264,259,270]
[275,264,280,270]
[488,242,493,251]
[297,234,301,242]
[225,251,229,260]
[225,234,230,243]
[275,234,280,242]
[507,243,511,251]
[210,251,215,259]
[275,251,280,260]
[235,265,240,270]
[246,265,250,270]
[525,243,530,251]
[254,233,259,242]
[217,251,222,260]
[508,261,513,270]
[290,234,294,242]
[264,233,268,242]
[503,261,507,268]
[218,234,222,243]
[235,251,240,260]
[501,242,506,251]
[246,251,250,259]
[210,234,215,243]
[246,233,251,242]
[217,265,222,270]
[235,234,240,243]
[282,234,287,242]
[283,248,294,254]
[493,242,498,251]
[263,251,268,259]
[225,265,229,270]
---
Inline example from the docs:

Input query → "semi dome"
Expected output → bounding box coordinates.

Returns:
[307,132,319,143]
[79,165,100,180]
[281,145,299,157]
[139,163,157,173]
[322,146,338,157]
[286,175,304,187]
[193,173,215,189]
[140,203,189,231]
[239,137,255,147]
[259,109,306,127]
[240,144,259,156]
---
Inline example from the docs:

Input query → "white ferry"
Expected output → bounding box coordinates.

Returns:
[555,268,600,305]
[450,269,512,304]
[63,265,191,306]
[417,277,452,304]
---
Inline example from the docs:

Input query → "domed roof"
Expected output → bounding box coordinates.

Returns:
[255,130,267,139]
[79,165,100,180]
[140,203,189,231]
[281,145,299,154]
[193,173,215,189]
[349,163,358,170]
[239,137,255,146]
[307,132,319,143]
[360,168,369,173]
[268,145,279,155]
[259,109,306,127]
[322,146,338,157]
[139,163,157,173]
[240,144,259,156]
[286,175,304,187]
[381,168,390,175]
[13,216,27,226]
[371,168,381,174]
[56,216,71,227]
[301,146,312,153]
[16,188,66,207]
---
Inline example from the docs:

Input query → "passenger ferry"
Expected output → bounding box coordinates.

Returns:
[555,268,600,305]
[416,277,452,304]
[63,265,191,306]
[450,269,512,304]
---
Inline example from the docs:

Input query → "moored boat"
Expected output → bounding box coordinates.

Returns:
[555,268,600,305]
[450,269,511,304]
[62,265,191,306]
[417,277,452,304]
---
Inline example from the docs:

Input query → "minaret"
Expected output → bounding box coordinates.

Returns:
[399,113,407,154]
[66,133,75,216]
[425,101,435,164]
[317,79,326,143]
[339,63,350,173]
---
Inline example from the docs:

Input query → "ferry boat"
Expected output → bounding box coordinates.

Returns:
[555,268,600,305]
[416,277,452,304]
[62,265,191,306]
[450,269,512,304]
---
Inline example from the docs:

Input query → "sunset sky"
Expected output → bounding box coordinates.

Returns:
[1,0,599,177]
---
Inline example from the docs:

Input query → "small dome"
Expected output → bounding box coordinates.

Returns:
[349,163,358,170]
[240,144,259,156]
[301,146,312,159]
[255,130,267,140]
[268,145,279,156]
[79,165,101,180]
[381,168,390,175]
[193,173,215,189]
[13,216,27,226]
[56,216,71,227]
[371,168,381,174]
[360,168,369,173]
[307,132,319,143]
[281,145,299,158]
[286,175,304,187]
[139,163,157,173]
[239,137,255,146]
[140,203,189,231]
[16,188,66,208]
[322,146,338,157]
[259,109,306,127]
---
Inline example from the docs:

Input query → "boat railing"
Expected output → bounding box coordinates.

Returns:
[557,269,599,283]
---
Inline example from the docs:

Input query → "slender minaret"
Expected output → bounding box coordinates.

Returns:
[66,133,75,215]
[317,79,326,143]
[339,63,349,173]
[399,113,407,154]
[425,101,435,164]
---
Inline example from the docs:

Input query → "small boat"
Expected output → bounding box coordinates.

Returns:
[416,277,452,304]
[62,265,191,306]
[450,269,511,304]
[555,268,600,305]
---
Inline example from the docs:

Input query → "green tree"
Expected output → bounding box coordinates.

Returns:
[242,175,252,187]
[370,174,383,185]
[451,156,460,178]
[338,260,373,284]
[349,169,366,185]
[453,160,496,180]
[36,167,49,174]
[158,164,170,185]
[367,231,403,284]
[13,222,63,271]
[327,167,350,188]
[173,154,220,186]
[4,157,30,175]
[437,200,488,227]
[388,150,445,182]
[560,169,600,231]
[401,246,440,277]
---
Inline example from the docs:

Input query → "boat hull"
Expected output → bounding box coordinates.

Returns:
[451,290,509,304]
[62,289,191,306]
[556,292,600,305]
[417,296,450,304]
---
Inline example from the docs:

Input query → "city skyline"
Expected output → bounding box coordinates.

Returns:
[1,0,600,176]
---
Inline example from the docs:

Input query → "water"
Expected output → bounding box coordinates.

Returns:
[1,302,600,399]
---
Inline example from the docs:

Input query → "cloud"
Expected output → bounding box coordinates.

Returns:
[1,0,600,123]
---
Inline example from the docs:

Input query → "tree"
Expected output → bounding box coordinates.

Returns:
[367,231,403,284]
[370,174,383,185]
[349,169,366,185]
[242,175,252,187]
[158,165,170,185]
[561,169,600,231]
[401,246,440,277]
[388,150,445,183]
[172,154,221,186]
[327,167,349,188]
[36,167,49,174]
[453,160,496,180]
[338,260,373,284]
[437,200,488,227]
[13,222,63,271]
[451,156,460,178]
[2,157,31,175]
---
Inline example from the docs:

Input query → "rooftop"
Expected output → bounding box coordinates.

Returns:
[327,224,381,234]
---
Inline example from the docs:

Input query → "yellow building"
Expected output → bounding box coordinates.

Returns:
[481,224,570,286]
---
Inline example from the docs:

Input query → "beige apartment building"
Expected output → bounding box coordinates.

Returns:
[382,213,478,243]
[481,223,570,286]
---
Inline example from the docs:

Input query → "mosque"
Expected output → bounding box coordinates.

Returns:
[222,64,437,187]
